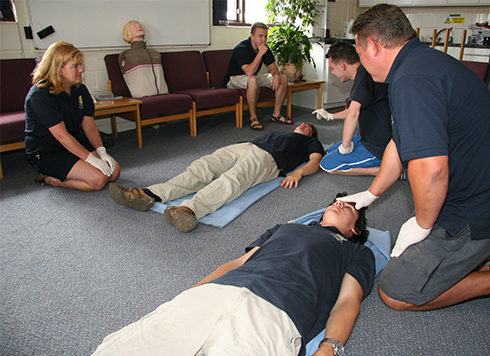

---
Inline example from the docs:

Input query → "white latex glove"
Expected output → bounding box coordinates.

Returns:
[391,217,432,258]
[312,108,333,121]
[85,152,112,177]
[336,190,378,210]
[96,146,116,175]
[338,141,354,155]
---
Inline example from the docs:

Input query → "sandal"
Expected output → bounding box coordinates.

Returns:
[34,174,47,186]
[270,114,294,125]
[249,118,263,131]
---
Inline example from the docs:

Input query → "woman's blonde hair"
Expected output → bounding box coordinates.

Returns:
[32,41,85,94]
[122,20,139,43]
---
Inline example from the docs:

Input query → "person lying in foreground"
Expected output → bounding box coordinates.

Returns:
[92,192,375,356]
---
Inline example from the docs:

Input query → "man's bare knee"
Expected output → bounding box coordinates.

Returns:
[378,286,416,311]
[247,76,258,90]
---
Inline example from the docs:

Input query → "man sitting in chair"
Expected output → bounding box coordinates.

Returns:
[224,22,291,131]
[92,192,375,356]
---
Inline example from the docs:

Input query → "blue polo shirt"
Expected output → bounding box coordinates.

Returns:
[212,223,375,355]
[386,37,490,239]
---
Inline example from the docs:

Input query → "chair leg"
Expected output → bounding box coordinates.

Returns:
[190,103,197,137]
[0,159,4,179]
[235,102,242,128]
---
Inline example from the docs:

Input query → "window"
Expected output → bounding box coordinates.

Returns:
[213,0,268,26]
[0,0,16,22]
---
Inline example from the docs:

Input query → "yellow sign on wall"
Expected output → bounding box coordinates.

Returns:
[446,15,465,24]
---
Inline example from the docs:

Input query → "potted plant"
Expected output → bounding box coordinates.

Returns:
[265,0,320,80]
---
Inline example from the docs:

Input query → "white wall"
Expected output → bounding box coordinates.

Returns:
[403,6,490,45]
[0,0,250,95]
[2,1,489,132]
[328,1,490,44]
[0,0,251,132]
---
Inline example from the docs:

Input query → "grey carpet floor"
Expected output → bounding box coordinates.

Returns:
[1,107,488,355]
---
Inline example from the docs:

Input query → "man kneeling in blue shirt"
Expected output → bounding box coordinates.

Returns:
[92,192,375,356]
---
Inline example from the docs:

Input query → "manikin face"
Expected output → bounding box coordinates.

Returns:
[129,21,146,42]
[250,28,268,50]
[59,57,84,88]
[321,200,359,238]
[294,123,314,137]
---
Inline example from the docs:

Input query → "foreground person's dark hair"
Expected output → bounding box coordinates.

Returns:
[332,192,369,244]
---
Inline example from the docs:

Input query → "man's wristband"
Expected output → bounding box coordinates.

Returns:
[319,338,344,356]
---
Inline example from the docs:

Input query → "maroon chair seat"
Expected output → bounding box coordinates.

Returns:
[172,88,239,110]
[0,111,26,142]
[138,94,193,118]
[0,58,37,178]
[104,54,194,144]
[202,49,276,125]
[160,51,241,128]
[236,87,275,104]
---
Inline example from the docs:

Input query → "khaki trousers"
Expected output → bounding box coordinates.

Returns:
[148,143,280,219]
[92,284,302,356]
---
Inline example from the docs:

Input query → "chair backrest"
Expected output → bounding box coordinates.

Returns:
[160,51,208,92]
[462,60,490,84]
[202,49,233,88]
[0,58,37,113]
[104,54,131,97]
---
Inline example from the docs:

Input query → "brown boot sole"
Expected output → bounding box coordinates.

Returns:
[109,183,154,212]
[164,208,198,233]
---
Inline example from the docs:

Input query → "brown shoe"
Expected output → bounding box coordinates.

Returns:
[164,206,198,233]
[109,183,155,211]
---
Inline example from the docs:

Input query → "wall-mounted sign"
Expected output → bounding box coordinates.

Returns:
[445,14,465,25]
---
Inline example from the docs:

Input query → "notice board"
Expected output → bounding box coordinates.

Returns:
[27,0,211,50]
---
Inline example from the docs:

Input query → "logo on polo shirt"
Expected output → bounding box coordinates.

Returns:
[78,95,84,109]
[333,233,347,242]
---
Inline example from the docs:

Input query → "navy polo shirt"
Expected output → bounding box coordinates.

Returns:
[24,84,94,154]
[349,65,391,160]
[212,223,375,356]
[224,37,276,84]
[250,131,325,174]
[385,37,490,239]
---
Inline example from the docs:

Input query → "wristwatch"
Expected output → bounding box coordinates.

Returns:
[318,338,345,356]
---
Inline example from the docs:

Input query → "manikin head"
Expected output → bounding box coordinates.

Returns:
[123,20,146,43]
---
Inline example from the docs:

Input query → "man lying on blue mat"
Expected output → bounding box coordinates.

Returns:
[109,123,324,232]
[92,192,375,356]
